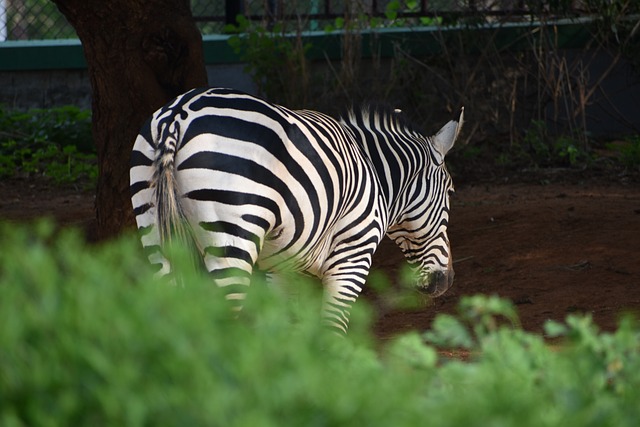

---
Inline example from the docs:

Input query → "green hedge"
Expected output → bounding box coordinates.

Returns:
[1,222,639,426]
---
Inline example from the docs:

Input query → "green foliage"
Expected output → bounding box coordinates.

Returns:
[322,0,443,30]
[226,16,312,108]
[220,0,640,180]
[423,295,640,426]
[496,120,593,169]
[1,223,639,426]
[554,136,583,166]
[382,0,443,27]
[607,136,640,170]
[424,294,520,349]
[523,120,552,163]
[0,106,96,185]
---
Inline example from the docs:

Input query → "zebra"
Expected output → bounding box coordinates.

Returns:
[130,87,463,333]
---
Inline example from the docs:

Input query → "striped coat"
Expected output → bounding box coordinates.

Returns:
[130,88,463,332]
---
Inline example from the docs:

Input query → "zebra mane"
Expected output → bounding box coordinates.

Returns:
[340,104,423,136]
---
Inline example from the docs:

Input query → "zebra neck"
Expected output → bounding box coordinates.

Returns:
[361,141,427,226]
[341,107,430,226]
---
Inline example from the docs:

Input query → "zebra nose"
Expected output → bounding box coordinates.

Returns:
[419,268,454,297]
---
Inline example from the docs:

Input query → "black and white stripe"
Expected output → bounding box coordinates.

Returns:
[130,87,463,332]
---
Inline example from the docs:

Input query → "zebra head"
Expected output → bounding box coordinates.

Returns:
[387,109,464,297]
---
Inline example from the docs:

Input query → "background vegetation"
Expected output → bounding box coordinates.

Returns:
[0,105,96,186]
[0,222,639,426]
[226,0,640,177]
[1,1,639,185]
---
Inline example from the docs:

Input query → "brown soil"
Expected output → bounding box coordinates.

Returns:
[1,175,639,339]
[372,178,640,339]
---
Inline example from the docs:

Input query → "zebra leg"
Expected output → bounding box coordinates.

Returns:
[141,225,172,278]
[195,228,263,312]
[130,136,172,278]
[318,220,382,333]
[264,272,296,298]
[202,254,254,311]
[320,264,369,334]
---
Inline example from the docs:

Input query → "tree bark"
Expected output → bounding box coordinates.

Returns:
[52,0,208,240]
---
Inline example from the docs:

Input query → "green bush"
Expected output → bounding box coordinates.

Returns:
[1,222,639,426]
[607,136,640,170]
[0,106,96,184]
[503,120,592,168]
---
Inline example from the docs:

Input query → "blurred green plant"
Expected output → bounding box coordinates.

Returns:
[1,222,640,426]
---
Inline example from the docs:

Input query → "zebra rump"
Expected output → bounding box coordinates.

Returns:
[130,87,463,332]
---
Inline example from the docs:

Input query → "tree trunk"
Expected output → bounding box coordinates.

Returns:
[52,0,208,240]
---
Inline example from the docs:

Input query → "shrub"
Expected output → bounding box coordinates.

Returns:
[0,106,96,184]
[608,136,640,170]
[0,222,639,426]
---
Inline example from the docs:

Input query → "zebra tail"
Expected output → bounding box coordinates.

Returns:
[152,122,204,278]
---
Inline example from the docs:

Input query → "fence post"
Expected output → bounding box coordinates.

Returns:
[225,0,243,26]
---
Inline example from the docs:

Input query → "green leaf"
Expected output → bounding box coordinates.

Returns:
[423,314,474,349]
[386,332,438,369]
[544,320,568,338]
[385,0,401,20]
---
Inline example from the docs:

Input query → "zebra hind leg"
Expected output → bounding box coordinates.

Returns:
[205,264,254,313]
[199,241,260,313]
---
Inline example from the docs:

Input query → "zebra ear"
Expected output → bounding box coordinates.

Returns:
[431,107,464,163]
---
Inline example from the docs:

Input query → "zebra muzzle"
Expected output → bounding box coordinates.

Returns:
[418,268,454,297]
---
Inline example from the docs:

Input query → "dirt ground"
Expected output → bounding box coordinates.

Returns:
[1,175,639,339]
[371,177,640,340]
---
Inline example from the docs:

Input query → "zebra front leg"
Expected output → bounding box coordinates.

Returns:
[321,274,366,334]
[319,227,382,333]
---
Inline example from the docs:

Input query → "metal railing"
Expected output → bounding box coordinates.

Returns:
[1,0,75,41]
[195,0,589,33]
[0,0,592,42]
